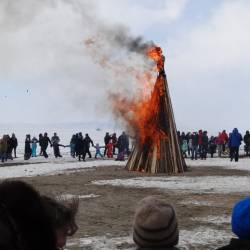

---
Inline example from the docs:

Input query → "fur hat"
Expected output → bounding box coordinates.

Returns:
[133,196,179,248]
[232,197,250,239]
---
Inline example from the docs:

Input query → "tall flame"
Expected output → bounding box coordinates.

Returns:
[110,45,168,153]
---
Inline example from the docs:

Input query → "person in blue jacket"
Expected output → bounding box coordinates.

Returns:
[228,128,242,162]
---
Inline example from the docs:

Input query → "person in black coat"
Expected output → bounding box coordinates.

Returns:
[75,133,85,161]
[243,130,250,156]
[200,131,209,160]
[104,132,111,156]
[84,134,94,158]
[24,134,32,160]
[10,133,18,158]
[40,132,52,158]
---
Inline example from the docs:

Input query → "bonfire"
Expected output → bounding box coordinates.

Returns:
[124,46,186,174]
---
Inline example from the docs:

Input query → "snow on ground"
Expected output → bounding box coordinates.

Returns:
[67,227,233,250]
[191,216,231,225]
[186,157,250,171]
[92,175,250,194]
[179,199,219,207]
[58,194,100,200]
[0,155,126,179]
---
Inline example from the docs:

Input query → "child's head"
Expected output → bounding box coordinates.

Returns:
[232,197,250,239]
[133,196,179,248]
[96,143,99,147]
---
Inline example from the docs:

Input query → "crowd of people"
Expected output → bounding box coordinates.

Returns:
[0,131,130,163]
[0,180,248,250]
[177,128,250,162]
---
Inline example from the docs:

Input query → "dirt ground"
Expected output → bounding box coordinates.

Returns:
[12,164,250,250]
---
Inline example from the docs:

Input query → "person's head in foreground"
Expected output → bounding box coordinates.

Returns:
[42,196,79,250]
[0,180,56,250]
[217,197,250,250]
[0,180,79,250]
[133,196,179,250]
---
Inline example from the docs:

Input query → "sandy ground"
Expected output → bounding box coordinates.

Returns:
[7,161,249,250]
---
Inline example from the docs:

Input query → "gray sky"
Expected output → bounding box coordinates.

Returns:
[1,0,250,134]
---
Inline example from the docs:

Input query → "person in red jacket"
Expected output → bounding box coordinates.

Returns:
[221,130,229,152]
[106,139,113,158]
[216,132,224,157]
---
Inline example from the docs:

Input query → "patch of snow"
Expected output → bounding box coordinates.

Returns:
[58,194,100,200]
[92,175,250,194]
[0,156,126,179]
[67,227,233,250]
[186,158,250,171]
[179,227,233,249]
[67,235,134,250]
[191,216,231,225]
[179,199,216,206]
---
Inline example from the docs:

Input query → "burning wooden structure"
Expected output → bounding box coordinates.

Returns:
[126,47,186,174]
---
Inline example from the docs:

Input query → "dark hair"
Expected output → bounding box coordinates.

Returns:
[42,196,79,236]
[0,181,56,250]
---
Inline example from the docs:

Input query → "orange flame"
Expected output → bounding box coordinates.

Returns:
[110,45,167,153]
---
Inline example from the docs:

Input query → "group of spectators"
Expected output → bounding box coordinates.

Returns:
[0,180,248,250]
[178,128,250,162]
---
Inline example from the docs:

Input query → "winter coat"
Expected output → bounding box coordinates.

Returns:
[244,133,250,146]
[191,134,199,147]
[0,139,7,154]
[201,134,209,147]
[104,134,111,145]
[229,128,242,148]
[217,238,250,250]
[40,136,51,148]
[51,136,60,146]
[85,136,94,148]
[221,131,229,143]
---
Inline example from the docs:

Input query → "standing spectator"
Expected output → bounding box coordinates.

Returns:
[243,130,250,156]
[216,132,224,157]
[186,132,192,156]
[104,132,111,156]
[112,133,118,155]
[24,134,32,160]
[84,134,94,158]
[181,139,188,158]
[38,133,43,156]
[191,132,198,160]
[221,130,229,153]
[10,133,18,158]
[51,133,62,158]
[40,132,52,158]
[70,134,77,158]
[200,131,208,160]
[198,130,203,157]
[6,135,13,160]
[31,136,39,157]
[106,139,113,158]
[228,128,242,162]
[209,136,217,158]
[0,135,8,163]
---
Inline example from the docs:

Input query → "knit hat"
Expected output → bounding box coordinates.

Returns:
[133,196,179,248]
[232,197,250,239]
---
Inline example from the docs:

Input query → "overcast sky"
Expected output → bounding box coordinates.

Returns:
[1,0,250,134]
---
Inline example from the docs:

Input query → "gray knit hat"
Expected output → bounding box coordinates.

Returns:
[133,196,179,248]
